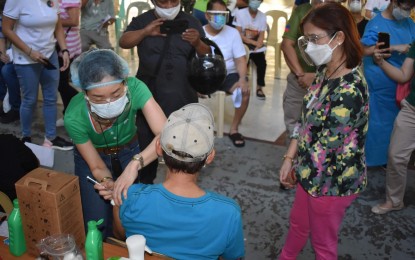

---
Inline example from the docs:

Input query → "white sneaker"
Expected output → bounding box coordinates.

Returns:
[56,118,64,127]
[43,136,74,151]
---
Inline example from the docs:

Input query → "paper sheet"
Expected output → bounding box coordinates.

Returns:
[25,142,55,168]
[249,46,267,54]
[97,14,114,32]
[0,219,9,238]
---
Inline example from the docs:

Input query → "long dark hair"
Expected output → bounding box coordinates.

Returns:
[301,3,363,69]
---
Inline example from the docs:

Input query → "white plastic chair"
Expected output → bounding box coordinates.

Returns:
[265,10,288,79]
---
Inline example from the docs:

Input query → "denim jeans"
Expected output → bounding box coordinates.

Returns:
[14,51,59,139]
[74,140,140,238]
[1,63,22,111]
[0,61,7,101]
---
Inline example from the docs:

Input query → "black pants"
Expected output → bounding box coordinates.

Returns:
[249,52,267,87]
[58,56,78,115]
[136,110,158,184]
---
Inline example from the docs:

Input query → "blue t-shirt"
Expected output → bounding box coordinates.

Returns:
[119,183,245,260]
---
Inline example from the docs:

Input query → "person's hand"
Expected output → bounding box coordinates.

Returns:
[112,161,140,206]
[279,158,295,189]
[391,44,411,55]
[103,17,116,28]
[238,77,249,94]
[29,49,48,63]
[0,53,10,63]
[145,18,166,37]
[298,72,315,90]
[60,51,70,71]
[96,179,114,200]
[373,42,391,65]
[253,41,263,51]
[182,28,201,47]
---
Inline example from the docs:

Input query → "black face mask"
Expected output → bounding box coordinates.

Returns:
[110,155,123,178]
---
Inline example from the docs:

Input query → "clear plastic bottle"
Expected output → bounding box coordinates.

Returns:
[85,219,104,260]
[7,198,27,256]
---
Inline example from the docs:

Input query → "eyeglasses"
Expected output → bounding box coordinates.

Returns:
[299,33,334,45]
[86,81,127,104]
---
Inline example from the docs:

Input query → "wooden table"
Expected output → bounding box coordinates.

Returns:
[0,236,168,259]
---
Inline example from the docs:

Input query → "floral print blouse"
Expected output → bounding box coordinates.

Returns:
[292,66,369,197]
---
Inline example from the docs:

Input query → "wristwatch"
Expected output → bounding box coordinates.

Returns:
[61,49,70,55]
[132,154,144,169]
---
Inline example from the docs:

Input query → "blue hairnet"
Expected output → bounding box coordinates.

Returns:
[70,49,130,90]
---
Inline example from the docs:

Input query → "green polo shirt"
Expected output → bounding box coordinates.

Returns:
[194,0,228,12]
[64,77,152,148]
[282,3,315,73]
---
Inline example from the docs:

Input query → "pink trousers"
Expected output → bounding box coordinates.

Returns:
[279,185,357,260]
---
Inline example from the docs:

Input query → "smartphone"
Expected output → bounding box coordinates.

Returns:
[378,32,390,53]
[42,59,57,70]
[160,20,189,34]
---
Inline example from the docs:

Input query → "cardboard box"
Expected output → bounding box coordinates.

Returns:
[15,167,85,256]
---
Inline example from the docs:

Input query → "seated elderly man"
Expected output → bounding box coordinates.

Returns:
[113,103,245,259]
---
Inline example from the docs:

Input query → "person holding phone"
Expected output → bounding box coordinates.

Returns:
[118,0,210,184]
[371,40,415,214]
[360,0,415,168]
[2,0,74,149]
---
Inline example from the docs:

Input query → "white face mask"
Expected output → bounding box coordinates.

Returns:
[155,4,181,20]
[349,0,362,12]
[304,34,338,66]
[392,6,411,20]
[88,93,129,119]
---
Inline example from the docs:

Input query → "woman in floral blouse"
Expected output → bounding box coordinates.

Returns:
[278,3,369,259]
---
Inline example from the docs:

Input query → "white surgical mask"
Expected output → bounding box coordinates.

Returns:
[392,6,411,20]
[155,4,181,20]
[88,93,129,119]
[304,34,338,66]
[349,0,362,12]
[249,0,261,11]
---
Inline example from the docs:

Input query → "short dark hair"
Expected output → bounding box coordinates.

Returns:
[397,0,415,6]
[162,150,207,174]
[0,0,6,11]
[300,3,363,68]
[207,0,227,10]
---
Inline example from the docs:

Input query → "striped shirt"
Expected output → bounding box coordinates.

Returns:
[59,0,81,58]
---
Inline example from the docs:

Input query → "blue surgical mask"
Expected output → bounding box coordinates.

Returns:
[249,0,261,11]
[209,14,226,30]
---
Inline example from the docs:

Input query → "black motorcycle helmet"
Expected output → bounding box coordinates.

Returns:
[188,37,227,95]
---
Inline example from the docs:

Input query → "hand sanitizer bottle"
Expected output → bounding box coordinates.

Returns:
[8,199,27,256]
[85,219,104,260]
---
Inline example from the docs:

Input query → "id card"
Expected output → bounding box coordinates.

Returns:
[306,95,318,109]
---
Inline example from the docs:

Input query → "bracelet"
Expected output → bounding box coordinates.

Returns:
[283,154,294,163]
[61,49,70,55]
[100,176,113,183]
[132,154,144,169]
[28,47,32,56]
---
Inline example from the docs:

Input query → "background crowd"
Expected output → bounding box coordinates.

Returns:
[0,0,414,258]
